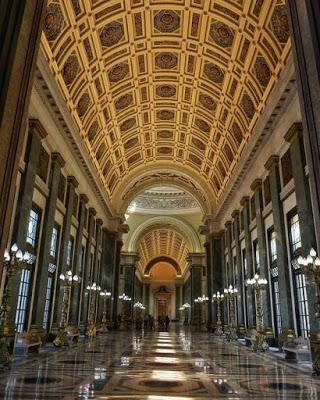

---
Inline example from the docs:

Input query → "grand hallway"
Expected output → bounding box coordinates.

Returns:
[1,329,320,399]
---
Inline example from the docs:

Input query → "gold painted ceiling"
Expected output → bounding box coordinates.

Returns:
[41,0,291,208]
[137,227,188,274]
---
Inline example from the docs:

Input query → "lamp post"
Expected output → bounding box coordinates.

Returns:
[246,274,268,352]
[99,290,111,332]
[133,301,145,330]
[182,303,191,325]
[86,282,101,337]
[212,291,224,336]
[53,270,80,347]
[223,285,238,341]
[298,248,320,374]
[119,293,132,331]
[0,244,32,370]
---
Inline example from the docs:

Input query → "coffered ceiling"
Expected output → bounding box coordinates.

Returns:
[41,0,291,209]
[137,227,188,274]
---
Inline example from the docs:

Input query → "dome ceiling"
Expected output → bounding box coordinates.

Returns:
[41,0,291,207]
[137,227,188,274]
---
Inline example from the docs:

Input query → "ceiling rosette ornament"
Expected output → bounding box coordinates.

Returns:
[108,62,129,83]
[157,110,175,121]
[155,52,178,69]
[203,62,225,84]
[44,3,64,42]
[154,10,180,33]
[199,93,217,112]
[209,21,235,49]
[156,85,176,98]
[115,93,133,110]
[100,20,124,47]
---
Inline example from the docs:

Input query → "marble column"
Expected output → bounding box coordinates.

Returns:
[112,240,123,323]
[241,196,255,326]
[265,156,294,329]
[287,0,320,249]
[190,266,202,324]
[30,152,65,333]
[285,123,318,331]
[101,229,117,320]
[204,240,212,325]
[251,179,272,328]
[14,120,47,249]
[145,284,150,314]
[53,176,78,327]
[231,210,245,327]
[0,1,46,270]
[124,265,136,321]
[11,120,47,319]
[69,194,88,326]
[225,221,233,287]
[80,208,96,327]
[92,219,102,321]
[211,233,224,325]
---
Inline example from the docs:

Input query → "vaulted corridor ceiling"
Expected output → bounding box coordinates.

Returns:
[41,0,291,210]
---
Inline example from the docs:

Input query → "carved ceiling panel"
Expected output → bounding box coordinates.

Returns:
[41,0,291,205]
[137,227,188,274]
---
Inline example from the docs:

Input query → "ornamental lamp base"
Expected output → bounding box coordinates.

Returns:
[309,331,320,375]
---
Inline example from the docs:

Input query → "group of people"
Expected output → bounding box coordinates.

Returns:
[158,315,170,331]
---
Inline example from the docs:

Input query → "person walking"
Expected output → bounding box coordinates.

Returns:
[165,315,170,331]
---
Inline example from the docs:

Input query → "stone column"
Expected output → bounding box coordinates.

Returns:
[100,229,117,320]
[211,233,224,325]
[145,284,150,314]
[204,240,212,325]
[251,179,272,327]
[0,1,46,270]
[231,210,245,327]
[14,120,47,248]
[11,120,47,316]
[225,221,233,286]
[124,266,136,321]
[80,208,96,327]
[69,194,88,326]
[190,266,202,324]
[92,219,102,321]
[112,240,123,323]
[265,156,294,329]
[287,0,320,249]
[52,176,78,327]
[285,123,318,331]
[241,196,255,326]
[30,152,65,333]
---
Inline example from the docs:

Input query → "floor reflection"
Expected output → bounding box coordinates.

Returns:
[0,327,319,399]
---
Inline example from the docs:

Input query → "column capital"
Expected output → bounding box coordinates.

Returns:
[79,193,89,204]
[250,178,262,191]
[89,207,97,216]
[264,155,279,171]
[96,218,103,226]
[224,220,232,229]
[284,122,303,143]
[210,230,224,239]
[240,196,250,206]
[51,152,65,167]
[231,209,239,219]
[28,118,47,140]
[67,175,79,188]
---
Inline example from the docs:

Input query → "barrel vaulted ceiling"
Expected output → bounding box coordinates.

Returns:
[41,0,291,209]
[137,227,188,274]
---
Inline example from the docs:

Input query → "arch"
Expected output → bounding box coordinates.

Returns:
[112,163,215,215]
[145,256,181,276]
[125,215,202,253]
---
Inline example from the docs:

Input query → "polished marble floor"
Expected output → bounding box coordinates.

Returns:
[0,327,320,399]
